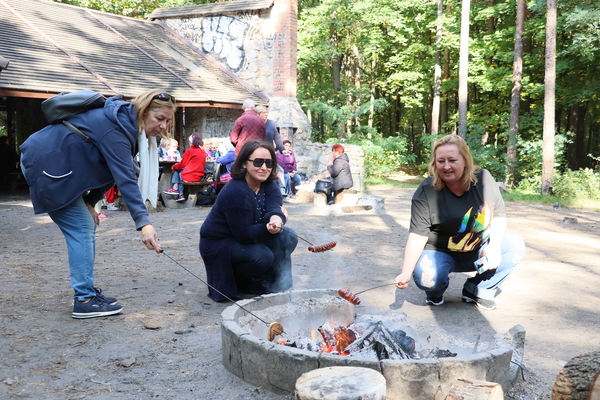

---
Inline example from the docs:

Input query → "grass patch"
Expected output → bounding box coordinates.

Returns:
[364,178,600,212]
[365,174,425,189]
[503,189,600,211]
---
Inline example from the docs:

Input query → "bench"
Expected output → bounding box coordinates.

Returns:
[182,180,227,206]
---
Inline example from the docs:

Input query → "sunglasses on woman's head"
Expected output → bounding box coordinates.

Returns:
[153,93,175,103]
[248,158,274,168]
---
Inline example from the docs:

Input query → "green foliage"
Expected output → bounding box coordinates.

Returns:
[552,168,600,200]
[516,133,570,181]
[349,136,418,178]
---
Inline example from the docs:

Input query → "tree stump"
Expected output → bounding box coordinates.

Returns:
[445,379,504,400]
[552,351,600,400]
[295,366,386,400]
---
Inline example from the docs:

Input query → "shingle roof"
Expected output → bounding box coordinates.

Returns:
[149,0,274,19]
[0,0,267,105]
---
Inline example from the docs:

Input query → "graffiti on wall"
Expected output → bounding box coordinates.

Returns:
[195,16,249,72]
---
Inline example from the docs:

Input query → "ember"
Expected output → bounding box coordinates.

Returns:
[279,319,457,361]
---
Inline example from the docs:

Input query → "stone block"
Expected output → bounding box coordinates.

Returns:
[239,333,275,389]
[381,359,442,400]
[221,320,247,378]
[486,347,513,391]
[266,345,320,393]
[439,352,492,394]
[318,352,382,373]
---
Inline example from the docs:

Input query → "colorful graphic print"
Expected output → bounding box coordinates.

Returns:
[448,201,492,252]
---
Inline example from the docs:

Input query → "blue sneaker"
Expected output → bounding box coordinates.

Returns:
[72,297,123,319]
[93,287,117,305]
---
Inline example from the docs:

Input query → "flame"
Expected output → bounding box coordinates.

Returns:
[310,329,317,342]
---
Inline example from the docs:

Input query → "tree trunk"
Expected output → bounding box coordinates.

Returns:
[458,0,471,138]
[575,104,586,168]
[431,0,444,136]
[541,0,557,195]
[441,48,450,129]
[507,0,525,188]
[332,55,341,92]
[552,351,600,400]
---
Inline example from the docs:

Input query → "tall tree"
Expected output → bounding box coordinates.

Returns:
[542,0,557,195]
[457,0,471,138]
[507,0,526,187]
[431,0,444,137]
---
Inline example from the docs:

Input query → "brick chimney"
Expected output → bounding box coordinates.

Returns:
[271,0,297,98]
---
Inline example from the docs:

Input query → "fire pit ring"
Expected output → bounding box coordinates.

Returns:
[221,289,523,399]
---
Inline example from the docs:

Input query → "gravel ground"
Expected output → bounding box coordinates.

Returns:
[1,185,599,399]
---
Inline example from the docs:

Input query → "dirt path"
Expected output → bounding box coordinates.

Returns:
[1,185,599,399]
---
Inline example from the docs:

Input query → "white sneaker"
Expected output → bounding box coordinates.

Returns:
[106,203,119,211]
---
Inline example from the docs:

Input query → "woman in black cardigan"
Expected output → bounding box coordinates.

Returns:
[199,139,298,302]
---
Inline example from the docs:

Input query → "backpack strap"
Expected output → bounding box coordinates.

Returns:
[63,120,92,143]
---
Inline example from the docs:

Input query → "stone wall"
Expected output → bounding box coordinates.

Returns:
[163,10,274,97]
[158,0,364,191]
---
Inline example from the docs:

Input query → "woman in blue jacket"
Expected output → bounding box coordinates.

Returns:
[20,90,176,318]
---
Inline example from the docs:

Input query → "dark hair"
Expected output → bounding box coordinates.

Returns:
[332,143,345,153]
[190,132,203,147]
[230,139,279,182]
[283,140,292,145]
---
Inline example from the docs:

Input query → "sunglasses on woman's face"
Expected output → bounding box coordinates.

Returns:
[248,158,274,168]
[153,93,176,103]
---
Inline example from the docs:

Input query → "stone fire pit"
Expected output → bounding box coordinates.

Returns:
[221,289,523,400]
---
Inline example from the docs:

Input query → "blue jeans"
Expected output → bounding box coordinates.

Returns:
[48,197,97,301]
[230,227,298,293]
[171,170,184,195]
[290,173,302,194]
[412,231,525,300]
[283,173,293,196]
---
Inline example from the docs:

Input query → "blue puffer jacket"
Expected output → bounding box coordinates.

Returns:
[20,96,151,230]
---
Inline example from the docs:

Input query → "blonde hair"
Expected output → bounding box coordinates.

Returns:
[132,90,177,138]
[428,134,479,191]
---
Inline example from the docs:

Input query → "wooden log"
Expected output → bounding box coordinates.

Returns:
[295,366,386,400]
[552,351,600,400]
[445,379,504,400]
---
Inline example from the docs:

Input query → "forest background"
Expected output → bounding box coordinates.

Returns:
[53,0,600,208]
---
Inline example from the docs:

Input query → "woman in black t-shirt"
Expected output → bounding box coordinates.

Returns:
[394,135,525,311]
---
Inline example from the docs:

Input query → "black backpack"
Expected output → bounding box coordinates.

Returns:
[41,90,107,142]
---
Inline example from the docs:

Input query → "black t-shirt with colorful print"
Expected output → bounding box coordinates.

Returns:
[409,169,505,254]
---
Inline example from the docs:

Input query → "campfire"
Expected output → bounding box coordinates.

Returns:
[222,289,521,399]
[277,318,457,361]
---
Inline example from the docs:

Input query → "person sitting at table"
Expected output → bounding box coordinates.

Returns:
[210,141,222,158]
[199,139,298,301]
[158,138,171,159]
[217,140,236,173]
[163,133,206,202]
[167,138,180,161]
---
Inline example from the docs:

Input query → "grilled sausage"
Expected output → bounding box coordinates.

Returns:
[308,241,337,253]
[337,288,361,305]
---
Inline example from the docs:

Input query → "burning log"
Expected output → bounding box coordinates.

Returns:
[280,319,457,361]
[344,321,411,360]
